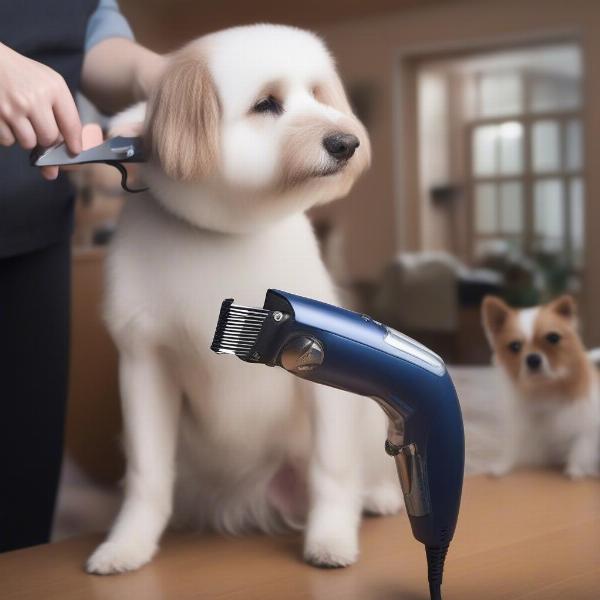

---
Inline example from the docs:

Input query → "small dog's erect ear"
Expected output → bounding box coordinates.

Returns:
[548,294,578,322]
[147,53,220,181]
[481,295,511,340]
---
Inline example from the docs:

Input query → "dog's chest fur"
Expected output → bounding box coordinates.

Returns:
[107,194,334,345]
[501,371,600,466]
[105,194,332,512]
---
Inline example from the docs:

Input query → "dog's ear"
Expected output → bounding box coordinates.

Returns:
[147,53,220,182]
[482,295,511,341]
[548,294,578,323]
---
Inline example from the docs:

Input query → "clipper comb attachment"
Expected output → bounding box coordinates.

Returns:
[210,299,270,359]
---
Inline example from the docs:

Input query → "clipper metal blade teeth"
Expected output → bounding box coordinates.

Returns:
[210,299,270,359]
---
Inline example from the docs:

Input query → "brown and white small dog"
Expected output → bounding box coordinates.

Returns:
[481,295,600,478]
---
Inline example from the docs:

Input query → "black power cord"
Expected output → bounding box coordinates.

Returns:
[106,161,149,193]
[426,544,449,600]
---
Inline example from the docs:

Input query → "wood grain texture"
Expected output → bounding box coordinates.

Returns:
[1,471,599,599]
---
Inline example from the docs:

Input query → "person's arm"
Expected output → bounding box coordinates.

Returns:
[81,38,165,115]
[80,0,164,114]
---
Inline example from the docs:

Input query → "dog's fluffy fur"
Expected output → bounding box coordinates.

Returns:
[481,295,600,478]
[87,24,402,575]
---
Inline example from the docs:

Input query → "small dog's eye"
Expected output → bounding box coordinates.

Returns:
[546,332,561,344]
[508,340,522,353]
[253,95,283,115]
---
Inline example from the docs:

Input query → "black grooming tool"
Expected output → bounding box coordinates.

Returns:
[30,136,148,193]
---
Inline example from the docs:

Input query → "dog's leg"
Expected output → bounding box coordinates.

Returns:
[87,349,181,574]
[565,425,600,479]
[303,385,363,567]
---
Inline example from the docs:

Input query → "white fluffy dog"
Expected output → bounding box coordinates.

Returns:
[87,24,402,575]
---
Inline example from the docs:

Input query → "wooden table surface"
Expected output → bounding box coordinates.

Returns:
[1,471,599,600]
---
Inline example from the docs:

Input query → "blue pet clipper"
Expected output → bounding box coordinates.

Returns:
[210,289,464,600]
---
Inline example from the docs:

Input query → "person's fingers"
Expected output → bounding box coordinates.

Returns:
[52,80,82,155]
[40,165,59,180]
[82,123,103,150]
[10,117,37,149]
[60,123,104,175]
[0,119,15,146]
[29,105,60,148]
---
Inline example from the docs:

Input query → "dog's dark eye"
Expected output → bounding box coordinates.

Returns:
[508,340,522,353]
[253,95,283,115]
[546,332,561,344]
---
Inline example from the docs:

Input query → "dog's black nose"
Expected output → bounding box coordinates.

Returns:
[526,353,542,371]
[323,133,360,160]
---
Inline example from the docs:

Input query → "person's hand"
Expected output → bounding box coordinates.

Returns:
[37,124,104,181]
[0,42,82,180]
[46,123,105,180]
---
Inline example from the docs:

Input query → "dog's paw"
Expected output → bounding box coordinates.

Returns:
[86,540,157,575]
[303,527,359,568]
[363,483,404,516]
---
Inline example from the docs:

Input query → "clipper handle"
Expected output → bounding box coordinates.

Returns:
[382,377,463,600]
[212,289,465,600]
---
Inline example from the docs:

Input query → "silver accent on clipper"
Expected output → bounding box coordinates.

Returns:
[111,144,135,158]
[280,336,324,373]
[391,443,432,517]
[383,327,446,376]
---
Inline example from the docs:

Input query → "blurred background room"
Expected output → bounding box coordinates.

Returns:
[60,0,600,538]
